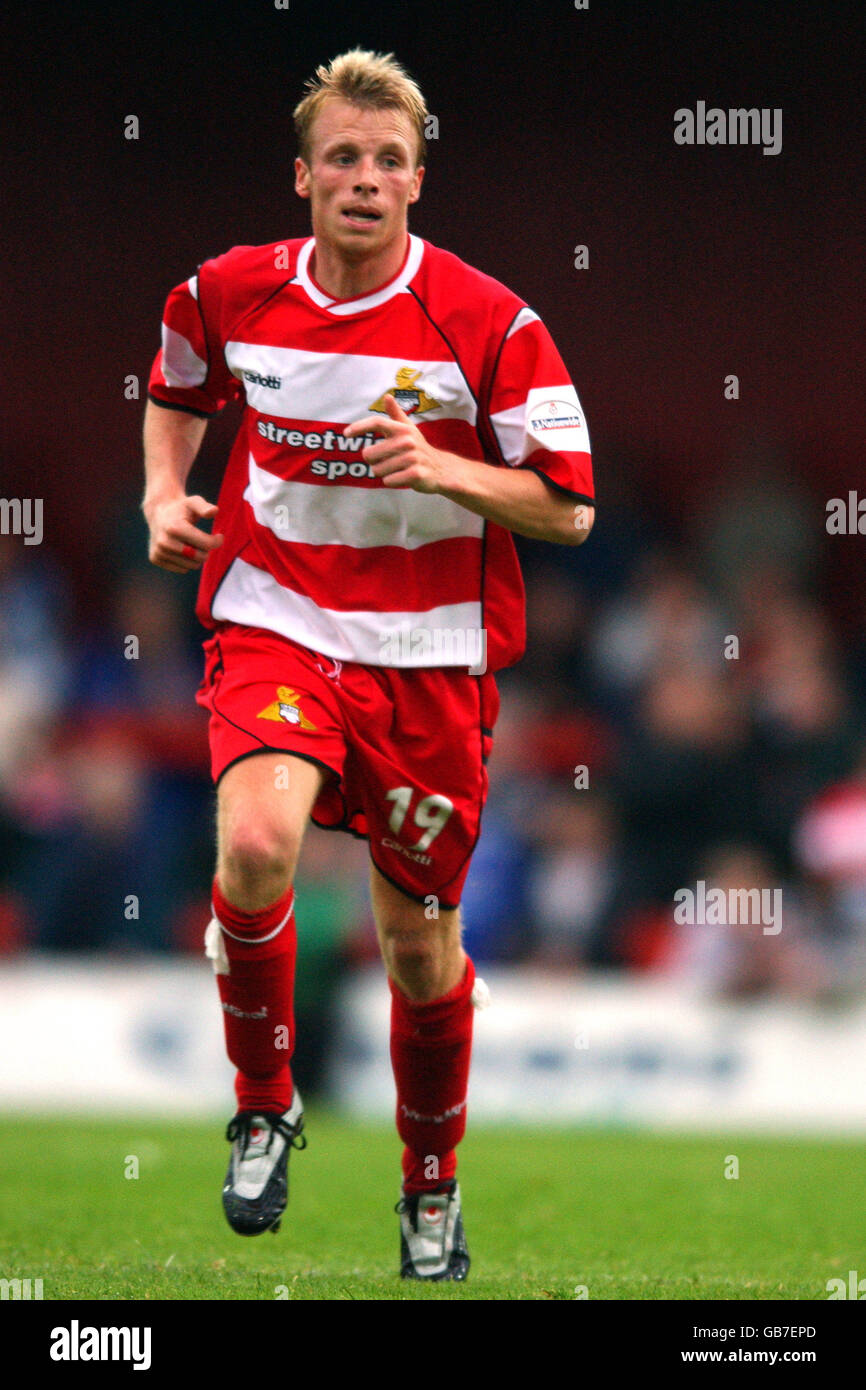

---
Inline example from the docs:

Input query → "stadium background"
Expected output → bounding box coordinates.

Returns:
[1,0,864,1135]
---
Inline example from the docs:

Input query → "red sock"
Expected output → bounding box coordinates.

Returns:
[211,877,296,1114]
[389,956,476,1195]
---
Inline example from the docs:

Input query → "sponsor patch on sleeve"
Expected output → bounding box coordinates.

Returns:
[525,386,589,455]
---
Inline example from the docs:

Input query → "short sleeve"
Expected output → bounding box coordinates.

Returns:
[485,307,594,503]
[147,267,242,417]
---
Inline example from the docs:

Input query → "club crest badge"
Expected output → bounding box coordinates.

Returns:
[257,686,317,730]
[369,367,441,415]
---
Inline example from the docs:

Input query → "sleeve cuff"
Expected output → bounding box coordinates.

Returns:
[146,392,218,420]
[521,464,595,505]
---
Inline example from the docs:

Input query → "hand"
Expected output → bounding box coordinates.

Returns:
[344,394,451,492]
[144,493,223,573]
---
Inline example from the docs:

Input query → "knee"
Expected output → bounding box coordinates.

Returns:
[379,917,441,998]
[388,928,436,978]
[219,823,299,896]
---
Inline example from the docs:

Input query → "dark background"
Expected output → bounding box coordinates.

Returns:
[1,1,864,1054]
[3,0,863,617]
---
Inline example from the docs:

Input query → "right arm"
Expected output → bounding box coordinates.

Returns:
[142,400,223,573]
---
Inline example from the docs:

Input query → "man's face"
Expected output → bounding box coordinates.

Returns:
[294,98,424,262]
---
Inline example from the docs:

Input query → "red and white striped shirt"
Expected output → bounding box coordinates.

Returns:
[148,235,593,671]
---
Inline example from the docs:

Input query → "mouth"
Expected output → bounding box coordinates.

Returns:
[341,206,383,227]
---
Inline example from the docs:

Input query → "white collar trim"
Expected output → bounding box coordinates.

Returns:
[295,235,424,315]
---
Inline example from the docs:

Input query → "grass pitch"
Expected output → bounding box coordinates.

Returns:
[1,1113,863,1300]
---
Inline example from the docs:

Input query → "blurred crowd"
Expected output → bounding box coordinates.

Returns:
[2,458,866,1020]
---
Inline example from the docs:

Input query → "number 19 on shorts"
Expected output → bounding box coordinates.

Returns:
[384,786,454,851]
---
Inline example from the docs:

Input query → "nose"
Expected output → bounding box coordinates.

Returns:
[353,155,379,192]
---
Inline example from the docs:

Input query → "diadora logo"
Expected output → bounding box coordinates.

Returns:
[244,369,282,389]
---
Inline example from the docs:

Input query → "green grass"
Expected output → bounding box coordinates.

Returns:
[0,1113,864,1300]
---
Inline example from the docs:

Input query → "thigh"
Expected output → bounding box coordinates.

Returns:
[197,624,348,793]
[217,750,326,874]
[369,858,463,938]
[341,667,499,911]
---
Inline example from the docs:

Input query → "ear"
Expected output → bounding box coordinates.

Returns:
[408,164,425,205]
[294,156,311,200]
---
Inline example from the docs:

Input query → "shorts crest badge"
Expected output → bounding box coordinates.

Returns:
[257,686,317,730]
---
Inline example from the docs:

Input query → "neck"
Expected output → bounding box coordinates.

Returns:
[310,232,409,300]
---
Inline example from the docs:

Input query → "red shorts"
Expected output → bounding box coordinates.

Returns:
[196,624,499,909]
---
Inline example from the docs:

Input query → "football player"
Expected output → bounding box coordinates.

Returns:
[143,48,594,1281]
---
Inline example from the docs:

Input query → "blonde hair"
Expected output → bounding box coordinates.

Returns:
[294,48,428,167]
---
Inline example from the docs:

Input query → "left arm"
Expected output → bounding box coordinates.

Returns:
[344,395,594,546]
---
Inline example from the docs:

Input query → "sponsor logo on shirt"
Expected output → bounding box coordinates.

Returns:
[255,420,380,480]
[310,457,376,481]
[370,366,442,415]
[528,399,583,433]
[257,420,376,451]
[257,686,317,730]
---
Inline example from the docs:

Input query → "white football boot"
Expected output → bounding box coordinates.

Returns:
[222,1090,306,1236]
[397,1181,470,1281]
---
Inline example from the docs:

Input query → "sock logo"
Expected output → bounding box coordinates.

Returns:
[400,1098,466,1125]
[222,1002,268,1020]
